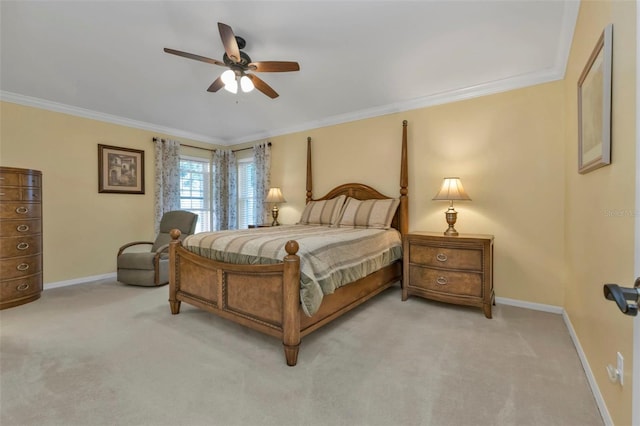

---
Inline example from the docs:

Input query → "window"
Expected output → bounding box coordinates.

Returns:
[179,154,257,232]
[237,158,256,229]
[179,157,212,233]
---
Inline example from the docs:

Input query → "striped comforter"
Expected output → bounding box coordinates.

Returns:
[182,225,403,316]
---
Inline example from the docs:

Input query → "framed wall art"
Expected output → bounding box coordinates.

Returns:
[98,144,145,194]
[577,23,613,174]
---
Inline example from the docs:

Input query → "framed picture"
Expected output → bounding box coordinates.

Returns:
[577,24,613,174]
[98,144,145,194]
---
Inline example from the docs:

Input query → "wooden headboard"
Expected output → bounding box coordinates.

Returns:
[305,120,408,235]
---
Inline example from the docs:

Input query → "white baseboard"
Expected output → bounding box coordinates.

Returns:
[495,296,564,314]
[44,272,117,289]
[562,312,613,426]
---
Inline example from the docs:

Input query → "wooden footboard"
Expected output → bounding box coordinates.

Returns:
[168,229,401,366]
[169,230,302,365]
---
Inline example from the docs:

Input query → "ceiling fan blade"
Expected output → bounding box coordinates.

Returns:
[247,74,279,99]
[249,61,300,72]
[164,48,225,66]
[207,76,225,92]
[218,22,241,63]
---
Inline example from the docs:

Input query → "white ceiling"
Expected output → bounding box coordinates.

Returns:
[0,1,579,146]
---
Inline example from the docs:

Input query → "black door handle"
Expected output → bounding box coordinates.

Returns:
[603,278,640,316]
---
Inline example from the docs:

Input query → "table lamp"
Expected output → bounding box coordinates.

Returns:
[432,177,471,236]
[265,187,286,226]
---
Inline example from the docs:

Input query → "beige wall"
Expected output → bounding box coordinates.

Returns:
[0,102,221,283]
[563,1,636,424]
[270,82,566,307]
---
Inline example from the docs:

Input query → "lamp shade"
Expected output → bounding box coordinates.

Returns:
[265,187,286,203]
[432,177,471,201]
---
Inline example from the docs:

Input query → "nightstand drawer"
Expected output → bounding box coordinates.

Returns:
[408,266,482,297]
[409,244,482,271]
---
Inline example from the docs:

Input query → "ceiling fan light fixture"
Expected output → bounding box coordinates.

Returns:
[224,78,238,94]
[164,22,300,99]
[240,75,254,93]
[221,69,236,86]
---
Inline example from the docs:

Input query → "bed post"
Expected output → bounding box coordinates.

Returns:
[306,137,313,203]
[169,229,182,314]
[282,240,301,366]
[399,120,409,235]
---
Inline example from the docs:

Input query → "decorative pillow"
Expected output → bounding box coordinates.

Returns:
[337,197,400,229]
[298,195,346,225]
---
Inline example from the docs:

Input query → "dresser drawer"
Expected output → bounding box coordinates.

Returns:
[0,235,42,258]
[0,172,20,186]
[0,273,42,301]
[408,265,482,297]
[0,219,42,236]
[0,202,41,219]
[0,187,41,202]
[0,170,41,187]
[0,254,42,280]
[408,244,482,271]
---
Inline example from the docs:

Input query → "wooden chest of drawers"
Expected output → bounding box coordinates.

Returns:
[0,167,43,310]
[402,232,494,318]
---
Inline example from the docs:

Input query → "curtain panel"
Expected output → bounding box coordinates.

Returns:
[253,143,272,225]
[154,138,180,233]
[212,149,237,230]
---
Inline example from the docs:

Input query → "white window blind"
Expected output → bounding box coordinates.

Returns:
[179,157,212,233]
[237,158,256,229]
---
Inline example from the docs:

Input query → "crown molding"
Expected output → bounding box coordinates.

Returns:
[0,91,224,145]
[231,67,566,145]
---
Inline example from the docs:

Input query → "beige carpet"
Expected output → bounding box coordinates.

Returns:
[1,279,602,426]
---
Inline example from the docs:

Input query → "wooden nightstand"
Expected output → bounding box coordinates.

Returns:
[402,232,494,318]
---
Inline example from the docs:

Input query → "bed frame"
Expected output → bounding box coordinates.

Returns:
[168,120,408,366]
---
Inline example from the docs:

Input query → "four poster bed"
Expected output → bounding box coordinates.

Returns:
[168,120,409,366]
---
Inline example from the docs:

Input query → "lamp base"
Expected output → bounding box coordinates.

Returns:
[271,205,280,226]
[443,227,459,236]
[443,207,459,236]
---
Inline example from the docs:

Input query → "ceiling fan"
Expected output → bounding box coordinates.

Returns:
[164,22,300,99]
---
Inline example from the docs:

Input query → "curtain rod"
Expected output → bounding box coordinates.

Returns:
[152,138,271,153]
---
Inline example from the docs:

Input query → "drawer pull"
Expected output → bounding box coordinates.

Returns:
[16,242,30,250]
[16,224,30,232]
[436,276,448,285]
[16,283,30,291]
[436,253,448,262]
[15,206,29,214]
[16,263,30,271]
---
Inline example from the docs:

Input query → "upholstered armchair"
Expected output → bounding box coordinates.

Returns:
[117,210,198,286]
